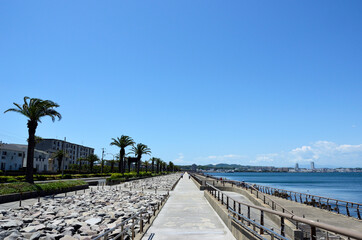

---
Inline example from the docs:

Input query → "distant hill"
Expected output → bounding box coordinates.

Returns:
[180,163,249,170]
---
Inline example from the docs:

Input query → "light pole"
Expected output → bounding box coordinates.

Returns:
[104,152,115,173]
[101,148,105,173]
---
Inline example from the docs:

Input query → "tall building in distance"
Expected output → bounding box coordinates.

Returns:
[35,138,94,171]
[295,163,299,171]
[311,161,315,170]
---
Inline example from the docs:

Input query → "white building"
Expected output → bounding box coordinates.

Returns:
[0,144,26,171]
[2,144,51,172]
[311,161,315,170]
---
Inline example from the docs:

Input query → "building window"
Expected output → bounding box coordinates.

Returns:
[18,153,22,157]
[2,151,7,155]
[1,156,5,160]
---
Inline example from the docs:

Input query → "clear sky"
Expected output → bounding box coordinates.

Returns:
[1,1,362,168]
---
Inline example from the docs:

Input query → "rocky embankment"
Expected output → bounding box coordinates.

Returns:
[0,173,181,240]
[123,174,181,191]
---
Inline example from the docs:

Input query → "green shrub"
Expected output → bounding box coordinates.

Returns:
[0,182,38,195]
[61,174,72,179]
[0,176,17,183]
[0,180,87,195]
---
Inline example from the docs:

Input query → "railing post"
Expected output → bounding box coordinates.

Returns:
[260,210,264,234]
[227,196,229,209]
[264,195,266,204]
[346,203,350,217]
[280,216,285,237]
[222,193,224,205]
[311,225,316,240]
[238,203,241,220]
[120,225,124,240]
[233,200,236,211]
[357,206,361,220]
[103,233,108,240]
[247,206,251,226]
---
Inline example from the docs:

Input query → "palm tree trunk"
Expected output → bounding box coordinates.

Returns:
[120,149,125,174]
[26,120,37,184]
[118,149,123,173]
[136,157,141,175]
[58,158,62,172]
[79,160,82,173]
[152,161,154,173]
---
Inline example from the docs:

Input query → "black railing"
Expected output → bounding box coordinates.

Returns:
[203,173,362,220]
[206,183,362,240]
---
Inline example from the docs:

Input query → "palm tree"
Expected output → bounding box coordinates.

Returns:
[131,143,151,175]
[5,97,61,183]
[86,154,99,173]
[77,157,86,173]
[168,161,174,172]
[156,158,161,173]
[150,157,157,173]
[144,160,150,173]
[53,150,67,172]
[110,136,135,174]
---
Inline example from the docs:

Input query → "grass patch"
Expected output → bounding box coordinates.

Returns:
[0,180,87,195]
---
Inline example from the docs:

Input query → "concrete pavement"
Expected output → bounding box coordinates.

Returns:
[142,172,236,240]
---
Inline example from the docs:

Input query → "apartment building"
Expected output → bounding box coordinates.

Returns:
[35,139,94,171]
[0,144,25,171]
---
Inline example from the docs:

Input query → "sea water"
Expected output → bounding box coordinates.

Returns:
[207,172,362,204]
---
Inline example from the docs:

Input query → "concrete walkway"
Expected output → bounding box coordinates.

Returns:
[142,173,236,240]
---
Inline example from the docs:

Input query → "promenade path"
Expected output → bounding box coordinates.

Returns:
[142,172,236,240]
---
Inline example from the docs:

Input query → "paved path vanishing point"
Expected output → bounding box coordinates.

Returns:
[142,172,236,240]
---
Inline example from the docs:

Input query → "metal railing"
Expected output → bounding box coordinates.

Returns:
[228,207,289,240]
[206,183,362,240]
[93,193,169,240]
[202,173,362,220]
[197,173,293,215]
[244,182,362,219]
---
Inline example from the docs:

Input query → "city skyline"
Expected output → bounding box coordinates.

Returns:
[1,1,362,167]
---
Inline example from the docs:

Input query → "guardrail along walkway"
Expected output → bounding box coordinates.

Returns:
[142,173,236,240]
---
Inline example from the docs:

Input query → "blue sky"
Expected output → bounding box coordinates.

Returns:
[1,1,362,167]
